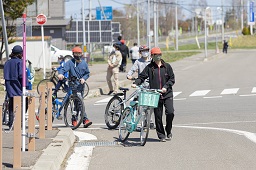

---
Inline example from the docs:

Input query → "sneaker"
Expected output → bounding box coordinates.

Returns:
[83,119,92,128]
[72,120,78,127]
[166,133,172,141]
[159,138,166,142]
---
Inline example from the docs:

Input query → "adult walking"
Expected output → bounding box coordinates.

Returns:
[129,43,140,64]
[119,39,129,72]
[132,47,175,142]
[4,45,29,129]
[106,43,122,95]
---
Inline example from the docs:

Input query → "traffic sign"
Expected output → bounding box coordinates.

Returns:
[96,6,112,20]
[36,14,47,25]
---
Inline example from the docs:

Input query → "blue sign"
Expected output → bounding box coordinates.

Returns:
[249,1,254,22]
[96,6,113,20]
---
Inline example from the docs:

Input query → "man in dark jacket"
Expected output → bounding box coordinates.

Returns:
[132,47,175,142]
[119,39,129,72]
[4,45,28,129]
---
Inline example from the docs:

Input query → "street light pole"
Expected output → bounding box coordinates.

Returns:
[137,0,140,46]
[221,0,224,42]
[147,0,151,49]
[175,0,178,51]
[204,7,210,61]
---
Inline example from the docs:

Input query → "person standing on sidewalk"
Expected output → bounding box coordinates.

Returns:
[129,43,140,64]
[106,43,122,95]
[58,46,92,128]
[4,45,29,129]
[119,39,129,72]
[132,47,175,142]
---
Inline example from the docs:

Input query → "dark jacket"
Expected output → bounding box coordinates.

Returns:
[119,44,129,59]
[4,57,29,97]
[134,59,175,99]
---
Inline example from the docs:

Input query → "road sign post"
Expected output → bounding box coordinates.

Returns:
[36,14,47,78]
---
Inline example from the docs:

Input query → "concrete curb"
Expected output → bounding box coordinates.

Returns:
[31,128,75,170]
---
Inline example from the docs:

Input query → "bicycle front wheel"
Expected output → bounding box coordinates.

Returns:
[37,79,56,94]
[82,82,89,98]
[105,96,124,129]
[63,95,84,130]
[140,107,151,146]
[119,107,131,142]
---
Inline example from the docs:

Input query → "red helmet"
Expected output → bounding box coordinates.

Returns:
[139,45,149,52]
[72,47,82,53]
[120,39,125,44]
[151,47,162,55]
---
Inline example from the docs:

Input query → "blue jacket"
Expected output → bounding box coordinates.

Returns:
[4,57,29,97]
[58,58,90,81]
[57,61,68,78]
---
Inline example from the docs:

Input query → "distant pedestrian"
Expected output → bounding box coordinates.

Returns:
[119,39,129,72]
[223,40,228,53]
[4,45,29,129]
[129,43,140,64]
[106,43,122,95]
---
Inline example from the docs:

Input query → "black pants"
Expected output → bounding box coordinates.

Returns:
[8,97,28,128]
[154,97,174,139]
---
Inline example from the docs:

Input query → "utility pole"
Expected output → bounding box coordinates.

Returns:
[137,0,140,46]
[221,0,224,42]
[88,0,91,61]
[147,0,151,49]
[0,0,9,60]
[241,0,244,30]
[82,0,86,56]
[154,0,157,47]
[175,0,178,51]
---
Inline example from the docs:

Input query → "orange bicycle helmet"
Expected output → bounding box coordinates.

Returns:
[151,47,162,55]
[72,46,82,53]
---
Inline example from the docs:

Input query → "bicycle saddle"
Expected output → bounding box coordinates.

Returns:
[119,87,129,91]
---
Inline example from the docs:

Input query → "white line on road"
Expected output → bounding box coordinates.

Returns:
[203,96,222,99]
[173,92,182,98]
[190,90,211,97]
[239,94,256,97]
[174,98,187,101]
[175,125,256,144]
[94,97,112,104]
[221,88,239,95]
[251,87,256,93]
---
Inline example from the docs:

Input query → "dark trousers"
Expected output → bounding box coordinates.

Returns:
[154,97,174,139]
[8,97,28,128]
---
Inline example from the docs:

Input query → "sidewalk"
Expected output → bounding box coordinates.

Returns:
[1,50,218,169]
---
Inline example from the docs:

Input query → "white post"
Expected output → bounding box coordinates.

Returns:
[204,7,210,61]
[153,0,157,47]
[175,0,178,51]
[241,0,244,29]
[82,0,86,55]
[221,0,224,42]
[137,0,140,46]
[147,0,151,49]
[42,25,45,79]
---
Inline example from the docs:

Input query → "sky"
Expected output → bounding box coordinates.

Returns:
[65,0,232,20]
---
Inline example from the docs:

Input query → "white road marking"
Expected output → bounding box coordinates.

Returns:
[173,92,182,98]
[174,98,187,101]
[65,131,97,170]
[175,125,256,144]
[203,96,222,99]
[190,90,210,97]
[239,94,256,97]
[221,88,239,95]
[94,97,112,104]
[251,87,256,93]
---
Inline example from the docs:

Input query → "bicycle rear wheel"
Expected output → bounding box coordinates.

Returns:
[119,107,131,142]
[37,79,56,94]
[2,100,9,125]
[140,108,150,146]
[63,95,84,130]
[105,96,124,129]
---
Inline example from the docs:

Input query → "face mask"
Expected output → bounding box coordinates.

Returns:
[152,54,161,61]
[141,51,149,57]
[74,55,81,61]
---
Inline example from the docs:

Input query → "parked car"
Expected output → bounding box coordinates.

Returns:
[50,45,73,62]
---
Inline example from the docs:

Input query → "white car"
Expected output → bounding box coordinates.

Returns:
[50,45,73,63]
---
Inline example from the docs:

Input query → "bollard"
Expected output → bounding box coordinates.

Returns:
[38,85,45,139]
[13,96,21,169]
[47,82,53,130]
[28,96,35,151]
[0,106,2,170]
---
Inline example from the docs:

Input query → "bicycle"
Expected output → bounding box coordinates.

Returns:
[104,87,139,129]
[118,86,162,146]
[37,68,89,98]
[2,90,9,125]
[37,76,85,130]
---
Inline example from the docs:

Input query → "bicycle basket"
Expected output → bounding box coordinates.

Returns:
[138,91,160,108]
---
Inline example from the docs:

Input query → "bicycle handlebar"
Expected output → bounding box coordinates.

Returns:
[132,85,163,93]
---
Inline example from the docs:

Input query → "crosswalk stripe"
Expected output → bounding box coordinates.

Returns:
[251,87,256,93]
[189,90,210,97]
[221,88,239,95]
[94,97,112,104]
[173,92,182,98]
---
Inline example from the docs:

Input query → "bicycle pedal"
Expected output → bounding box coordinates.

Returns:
[57,115,63,120]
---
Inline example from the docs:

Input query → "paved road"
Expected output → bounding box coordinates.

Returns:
[68,49,256,169]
